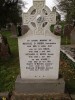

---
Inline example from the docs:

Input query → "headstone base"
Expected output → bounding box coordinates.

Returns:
[15,75,65,93]
[12,92,71,100]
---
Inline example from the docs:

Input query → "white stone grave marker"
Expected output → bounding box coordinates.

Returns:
[18,0,61,79]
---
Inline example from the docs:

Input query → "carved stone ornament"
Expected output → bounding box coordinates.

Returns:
[22,0,56,35]
[36,15,44,23]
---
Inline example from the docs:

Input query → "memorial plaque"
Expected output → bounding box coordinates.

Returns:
[18,34,60,79]
[18,0,61,79]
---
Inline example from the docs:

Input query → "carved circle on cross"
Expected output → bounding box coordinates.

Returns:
[36,15,44,23]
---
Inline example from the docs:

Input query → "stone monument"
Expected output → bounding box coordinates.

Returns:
[0,34,11,60]
[11,23,17,38]
[21,25,30,35]
[70,27,75,44]
[54,24,62,35]
[15,0,65,94]
[64,24,73,40]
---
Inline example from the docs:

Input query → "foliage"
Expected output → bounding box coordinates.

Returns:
[57,0,75,23]
[0,0,22,29]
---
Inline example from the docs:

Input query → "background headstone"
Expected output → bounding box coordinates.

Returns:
[0,34,11,60]
[54,24,62,35]
[64,24,73,40]
[70,27,75,44]
[21,25,30,35]
[11,23,17,38]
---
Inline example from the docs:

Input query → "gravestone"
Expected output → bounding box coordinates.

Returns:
[70,27,75,44]
[11,23,17,38]
[64,24,73,40]
[64,24,73,37]
[64,24,73,44]
[0,34,11,60]
[54,24,62,35]
[15,0,65,94]
[21,25,30,35]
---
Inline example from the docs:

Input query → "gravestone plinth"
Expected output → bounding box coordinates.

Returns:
[15,0,65,94]
[15,75,65,93]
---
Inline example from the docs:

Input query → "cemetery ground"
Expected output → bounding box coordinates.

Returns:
[0,31,75,99]
[0,31,20,92]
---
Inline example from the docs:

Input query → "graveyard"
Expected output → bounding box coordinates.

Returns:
[0,0,75,100]
[1,30,75,99]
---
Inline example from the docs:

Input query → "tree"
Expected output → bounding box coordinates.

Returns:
[0,0,23,29]
[57,0,75,23]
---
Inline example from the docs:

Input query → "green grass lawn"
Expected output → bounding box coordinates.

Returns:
[60,52,75,94]
[0,31,20,92]
[0,31,75,94]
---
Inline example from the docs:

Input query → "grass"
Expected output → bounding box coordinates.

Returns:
[61,36,71,45]
[0,31,20,92]
[0,31,75,94]
[60,52,75,93]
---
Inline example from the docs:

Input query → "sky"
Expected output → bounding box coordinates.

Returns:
[22,0,65,20]
[22,0,57,12]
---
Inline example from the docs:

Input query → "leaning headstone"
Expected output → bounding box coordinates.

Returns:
[70,27,75,44]
[11,23,17,38]
[64,24,73,39]
[63,24,73,44]
[15,0,65,94]
[54,24,62,35]
[0,34,11,60]
[21,25,30,35]
[17,24,22,36]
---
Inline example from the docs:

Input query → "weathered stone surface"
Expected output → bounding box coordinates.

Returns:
[21,25,30,35]
[11,23,17,38]
[15,75,65,94]
[70,27,75,44]
[54,24,62,35]
[0,34,11,60]
[16,0,64,95]
[18,0,60,80]
[12,92,71,100]
[64,24,73,39]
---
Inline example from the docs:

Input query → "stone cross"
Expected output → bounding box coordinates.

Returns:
[15,0,65,94]
[22,0,56,35]
[18,0,60,80]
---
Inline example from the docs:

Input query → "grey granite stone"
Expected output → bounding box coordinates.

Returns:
[15,75,65,94]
